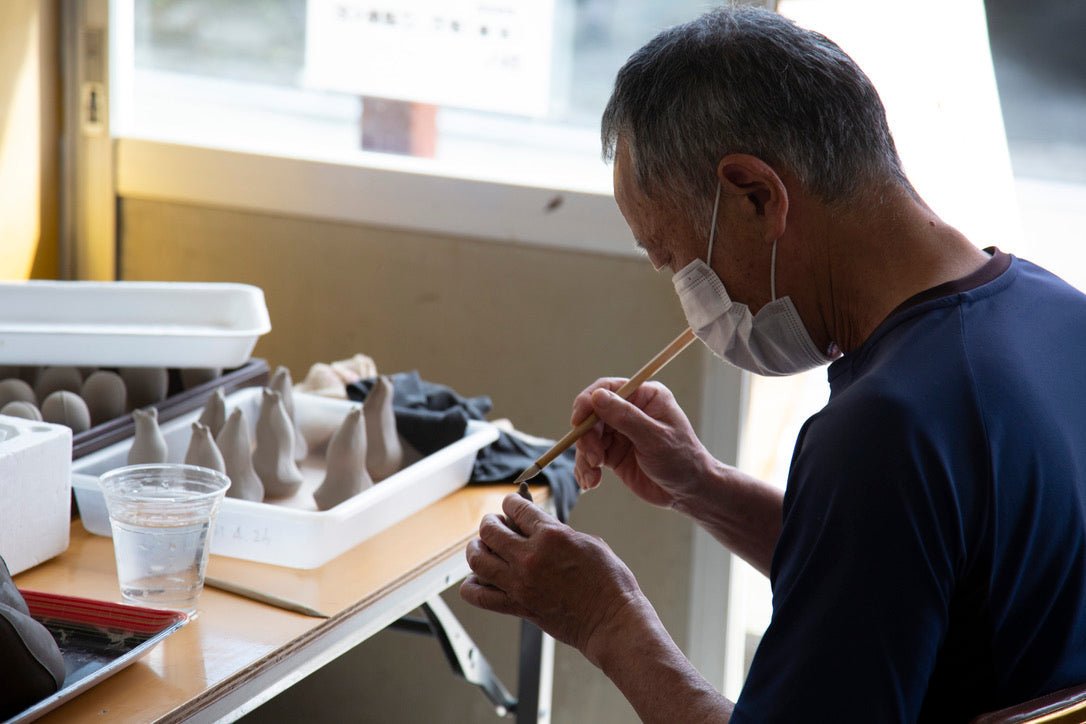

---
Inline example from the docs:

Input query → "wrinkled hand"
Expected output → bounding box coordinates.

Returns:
[572,378,713,509]
[460,493,652,668]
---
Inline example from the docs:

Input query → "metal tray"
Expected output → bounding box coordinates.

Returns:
[4,591,188,724]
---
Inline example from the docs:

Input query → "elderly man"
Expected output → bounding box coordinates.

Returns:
[461,5,1086,722]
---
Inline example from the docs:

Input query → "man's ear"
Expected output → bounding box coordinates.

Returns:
[716,154,788,242]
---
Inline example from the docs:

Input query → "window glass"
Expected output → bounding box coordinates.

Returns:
[985,0,1086,184]
[126,0,714,191]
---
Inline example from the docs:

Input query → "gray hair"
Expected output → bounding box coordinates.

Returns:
[601,5,913,211]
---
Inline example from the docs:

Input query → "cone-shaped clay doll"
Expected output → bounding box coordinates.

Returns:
[216,408,264,501]
[252,388,304,498]
[0,378,36,409]
[180,367,222,390]
[185,421,226,473]
[81,370,127,425]
[1,401,42,421]
[313,407,372,511]
[33,366,83,402]
[197,387,227,439]
[128,407,168,464]
[120,367,169,411]
[269,366,308,461]
[363,375,403,482]
[41,391,91,433]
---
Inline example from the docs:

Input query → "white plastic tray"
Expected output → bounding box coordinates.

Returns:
[71,387,498,568]
[0,281,271,367]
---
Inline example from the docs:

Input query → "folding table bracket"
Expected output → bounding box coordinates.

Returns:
[390,596,520,717]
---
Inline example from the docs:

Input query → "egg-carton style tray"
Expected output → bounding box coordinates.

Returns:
[71,359,270,459]
[71,387,498,569]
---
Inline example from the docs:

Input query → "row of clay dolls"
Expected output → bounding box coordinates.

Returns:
[0,365,220,432]
[123,368,404,511]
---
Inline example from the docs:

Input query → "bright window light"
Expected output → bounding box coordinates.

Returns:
[118,0,715,192]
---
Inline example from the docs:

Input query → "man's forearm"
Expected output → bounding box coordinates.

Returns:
[673,462,783,578]
[590,597,735,723]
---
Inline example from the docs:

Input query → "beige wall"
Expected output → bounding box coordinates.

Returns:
[0,0,59,280]
[120,197,706,723]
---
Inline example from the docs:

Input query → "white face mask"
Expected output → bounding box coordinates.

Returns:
[672,183,833,377]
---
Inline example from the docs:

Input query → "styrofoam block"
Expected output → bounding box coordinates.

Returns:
[0,416,72,575]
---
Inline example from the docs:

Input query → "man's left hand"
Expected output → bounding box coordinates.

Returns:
[460,492,652,669]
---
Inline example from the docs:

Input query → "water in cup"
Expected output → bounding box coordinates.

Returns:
[111,514,211,612]
[100,464,229,615]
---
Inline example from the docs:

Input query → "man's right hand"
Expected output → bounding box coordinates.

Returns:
[571,378,715,510]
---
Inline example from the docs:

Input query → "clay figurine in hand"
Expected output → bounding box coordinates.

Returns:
[33,366,83,402]
[197,387,227,439]
[363,375,403,482]
[80,370,127,426]
[0,556,65,720]
[269,366,308,461]
[0,401,42,421]
[216,408,264,502]
[184,421,226,474]
[128,407,168,464]
[120,367,169,411]
[41,391,92,433]
[252,388,304,498]
[0,378,36,409]
[313,407,372,511]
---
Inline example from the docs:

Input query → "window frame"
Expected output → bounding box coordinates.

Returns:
[114,137,633,256]
[106,0,638,258]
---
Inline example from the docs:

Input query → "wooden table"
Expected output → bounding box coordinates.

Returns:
[14,484,549,723]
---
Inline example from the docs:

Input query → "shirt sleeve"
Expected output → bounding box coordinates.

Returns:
[731,391,968,723]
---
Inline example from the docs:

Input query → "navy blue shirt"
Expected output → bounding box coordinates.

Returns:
[732,252,1086,722]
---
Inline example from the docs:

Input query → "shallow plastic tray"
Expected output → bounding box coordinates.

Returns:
[71,387,498,569]
[0,281,271,368]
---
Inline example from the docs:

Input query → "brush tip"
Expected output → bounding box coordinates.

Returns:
[513,465,541,485]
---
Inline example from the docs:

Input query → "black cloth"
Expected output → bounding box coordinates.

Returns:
[1,556,65,720]
[347,371,579,522]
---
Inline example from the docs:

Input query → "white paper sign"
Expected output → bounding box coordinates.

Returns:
[304,0,556,116]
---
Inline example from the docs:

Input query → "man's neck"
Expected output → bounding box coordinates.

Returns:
[796,187,991,355]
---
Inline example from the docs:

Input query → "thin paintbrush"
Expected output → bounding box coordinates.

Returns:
[513,327,698,485]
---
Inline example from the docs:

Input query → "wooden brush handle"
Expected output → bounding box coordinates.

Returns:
[530,328,698,472]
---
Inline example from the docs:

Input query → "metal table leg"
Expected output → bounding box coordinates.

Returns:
[389,597,553,722]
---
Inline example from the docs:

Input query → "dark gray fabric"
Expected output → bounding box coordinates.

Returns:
[347,371,579,522]
[0,557,65,720]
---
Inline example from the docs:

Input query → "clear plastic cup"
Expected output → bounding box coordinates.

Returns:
[99,464,230,615]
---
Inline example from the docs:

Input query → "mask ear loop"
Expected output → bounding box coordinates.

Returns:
[706,181,722,265]
[770,239,778,301]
